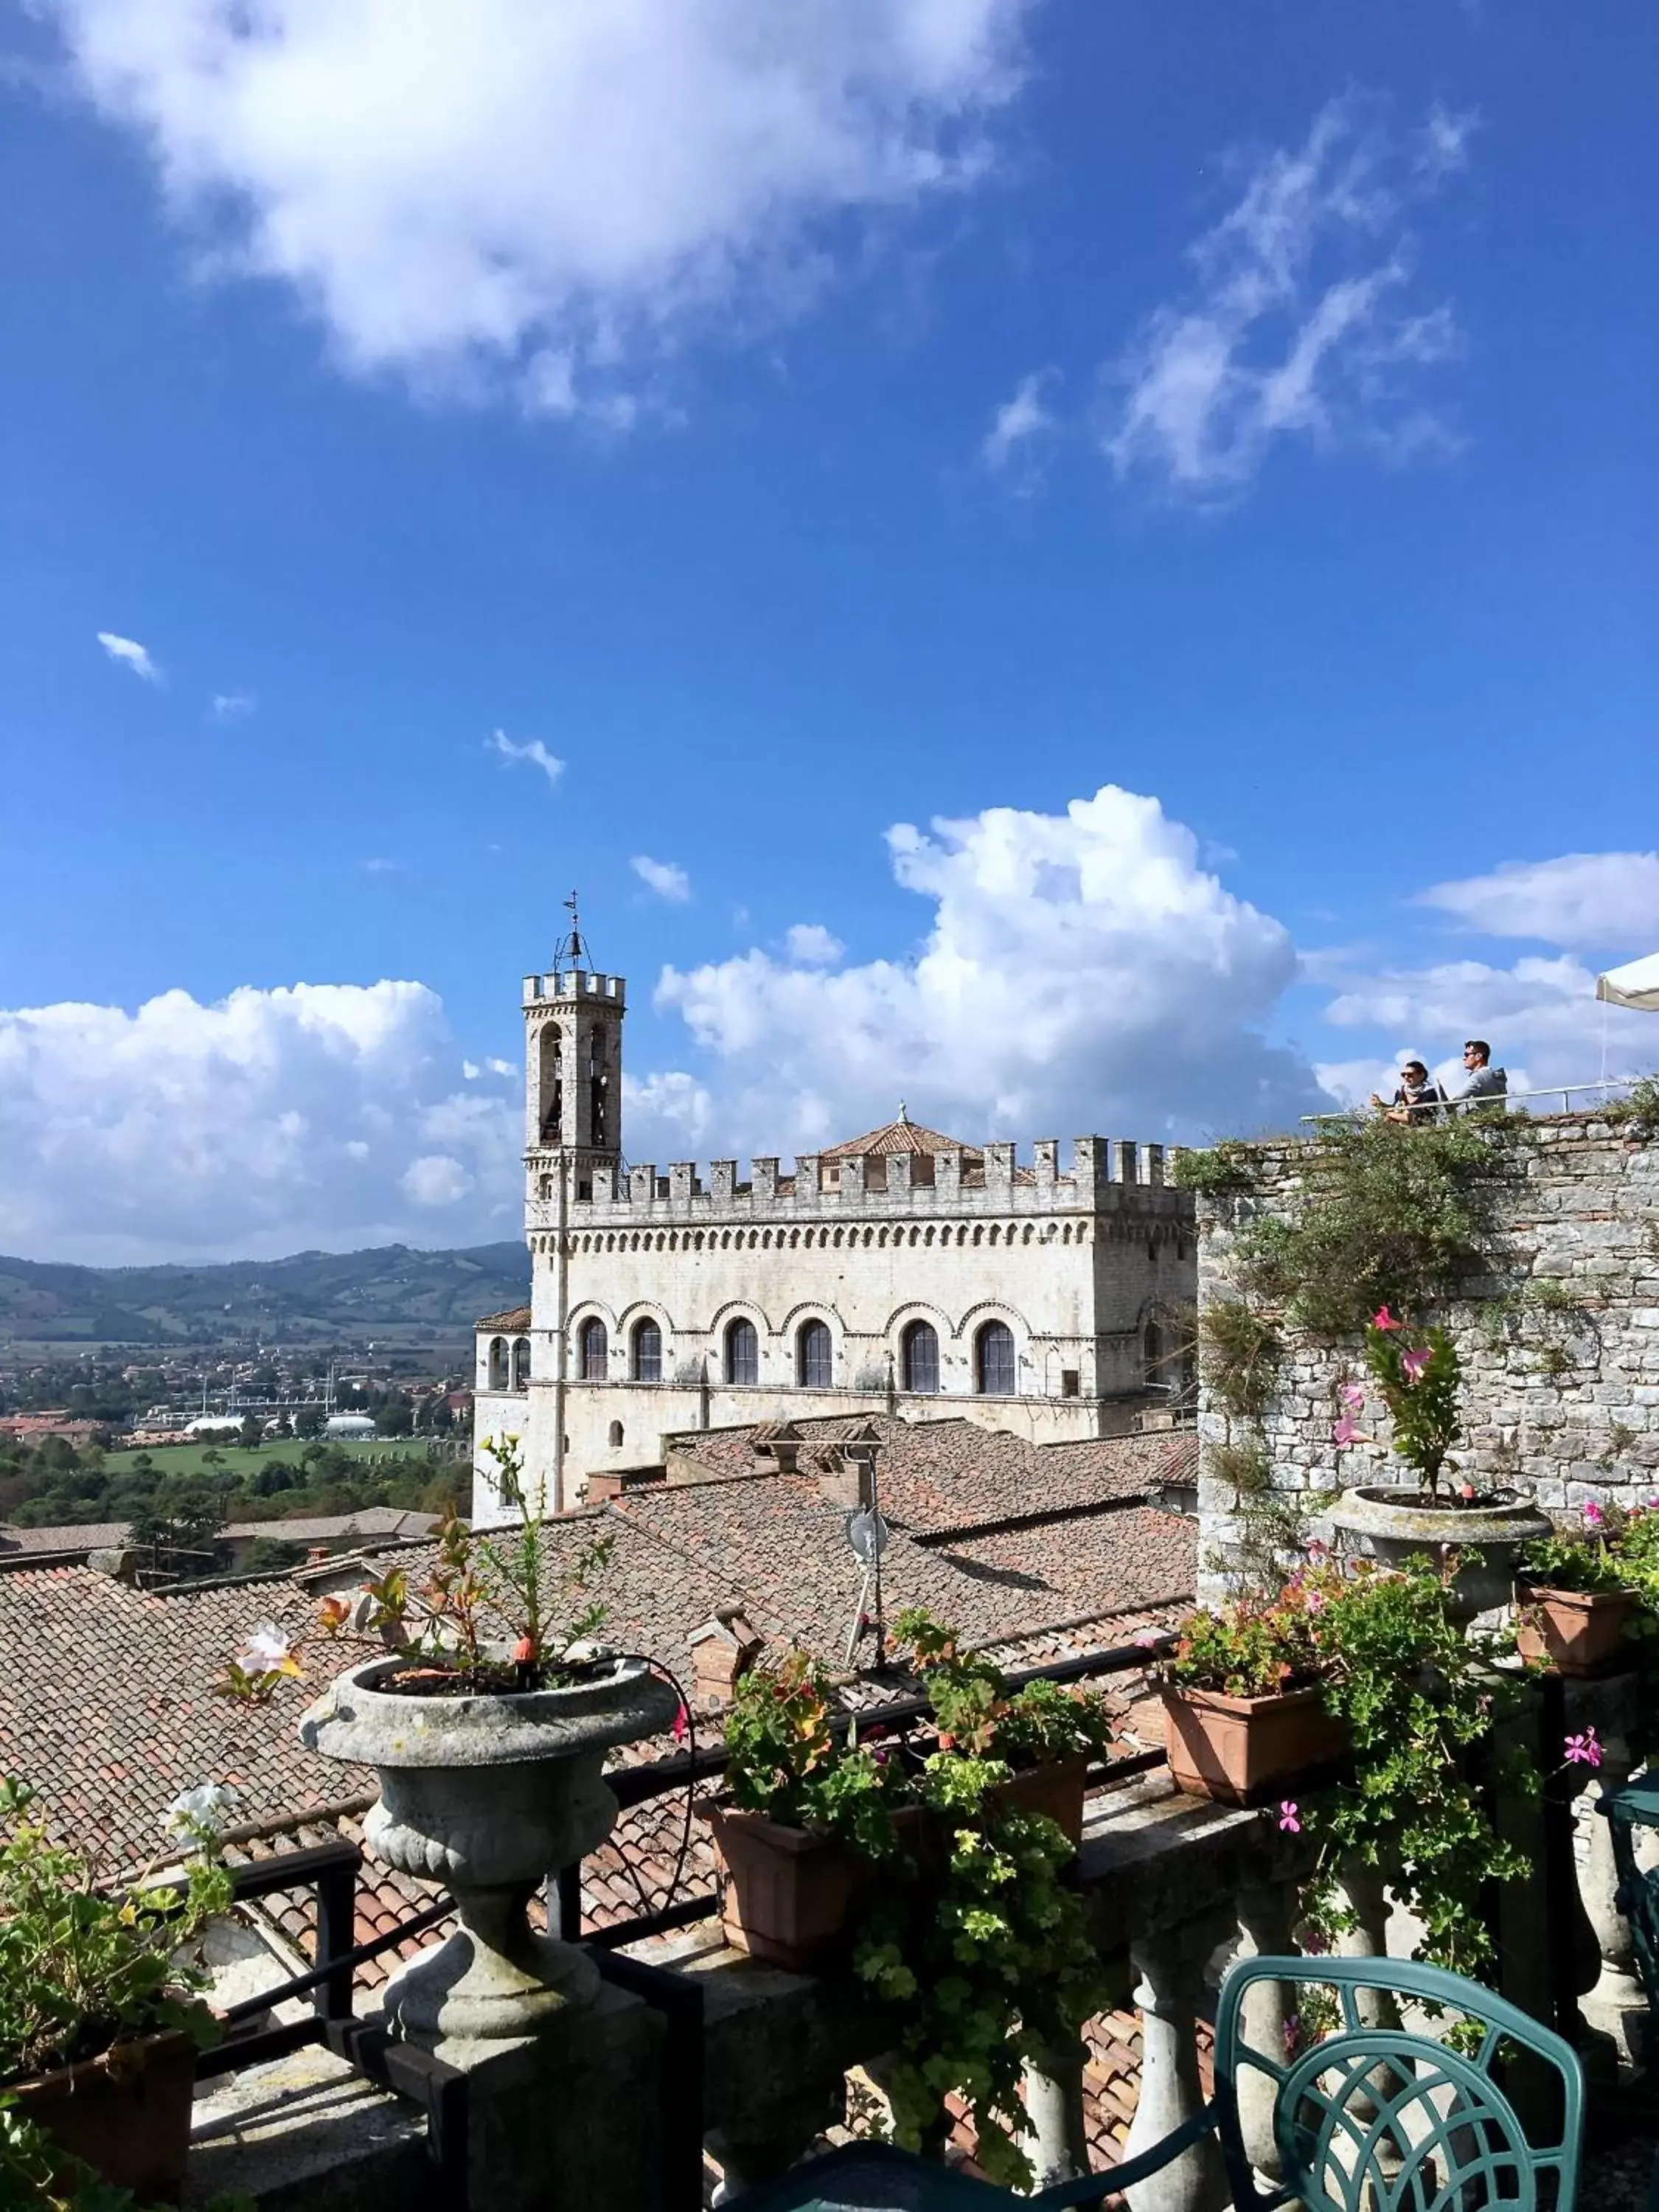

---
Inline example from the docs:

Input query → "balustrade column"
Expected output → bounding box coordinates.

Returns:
[1234,1882,1298,2181]
[1578,1728,1648,2071]
[1023,2034,1092,2194]
[1122,1913,1231,2212]
[1333,1865,1402,2031]
[709,2086,841,2207]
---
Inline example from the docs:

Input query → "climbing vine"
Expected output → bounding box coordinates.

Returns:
[1238,1114,1524,1340]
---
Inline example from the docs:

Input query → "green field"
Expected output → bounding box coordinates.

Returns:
[102,1437,451,1481]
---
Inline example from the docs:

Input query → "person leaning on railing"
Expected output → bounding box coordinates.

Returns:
[1369,1059,1447,1124]
[1455,1037,1508,1107]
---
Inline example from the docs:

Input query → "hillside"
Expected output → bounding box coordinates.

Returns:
[0,1242,530,1346]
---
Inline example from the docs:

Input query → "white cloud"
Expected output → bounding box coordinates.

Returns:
[1314,950,1658,1104]
[486,1057,516,1078]
[0,980,518,1262]
[97,630,161,683]
[211,692,254,720]
[1418,852,1659,952]
[362,858,397,874]
[488,730,565,788]
[631,855,692,903]
[462,1060,481,1080]
[41,0,1029,414]
[1105,97,1469,497]
[400,1154,475,1207]
[785,923,846,965]
[981,367,1059,487]
[630,785,1330,1161]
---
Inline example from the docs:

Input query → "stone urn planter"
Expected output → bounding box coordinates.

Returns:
[1161,1684,1348,1806]
[1329,1487,1552,1621]
[300,1652,677,2047]
[13,2028,197,2205]
[1515,1585,1639,1677]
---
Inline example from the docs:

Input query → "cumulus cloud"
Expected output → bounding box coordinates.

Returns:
[97,630,161,683]
[981,367,1059,488]
[1314,950,1656,1106]
[488,730,565,788]
[785,923,846,965]
[211,692,254,721]
[0,981,518,1262]
[1418,852,1659,951]
[40,0,1030,414]
[1105,97,1470,497]
[627,785,1330,1161]
[631,855,692,903]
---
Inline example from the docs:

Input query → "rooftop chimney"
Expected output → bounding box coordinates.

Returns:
[689,1605,764,1707]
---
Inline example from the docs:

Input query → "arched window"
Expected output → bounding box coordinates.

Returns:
[975,1321,1016,1396]
[726,1318,759,1386]
[1143,1318,1164,1389]
[487,1336,508,1391]
[797,1318,832,1389]
[608,1421,625,1449]
[512,1337,531,1390]
[579,1317,608,1381]
[632,1318,662,1383]
[902,1320,939,1395]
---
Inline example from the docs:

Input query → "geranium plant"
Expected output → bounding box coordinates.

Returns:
[0,1778,233,2089]
[1161,1568,1333,1698]
[720,1648,906,1858]
[1521,1498,1639,1595]
[891,1609,1113,1767]
[855,1753,1107,2190]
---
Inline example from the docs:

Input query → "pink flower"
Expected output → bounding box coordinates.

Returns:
[1458,1481,1477,1502]
[1278,1801,1301,1833]
[1583,1500,1606,1528]
[1564,1730,1602,1768]
[1305,1537,1329,1558]
[1133,1628,1166,1649]
[1371,1305,1401,1332]
[1340,1385,1366,1409]
[671,1703,688,1744]
[1282,2013,1301,2058]
[1333,1416,1360,1446]
[1401,1346,1431,1384]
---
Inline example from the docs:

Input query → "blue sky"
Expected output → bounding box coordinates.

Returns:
[1,0,1655,1261]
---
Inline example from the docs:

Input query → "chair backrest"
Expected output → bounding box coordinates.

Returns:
[1214,1955,1583,2212]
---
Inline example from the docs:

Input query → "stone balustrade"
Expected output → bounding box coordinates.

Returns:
[184,1671,1652,2212]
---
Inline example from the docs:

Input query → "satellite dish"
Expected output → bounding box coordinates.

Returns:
[846,1508,889,1563]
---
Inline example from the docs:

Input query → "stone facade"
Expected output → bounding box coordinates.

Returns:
[1195,1113,1659,1596]
[475,961,1197,1522]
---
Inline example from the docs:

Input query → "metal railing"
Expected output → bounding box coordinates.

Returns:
[1301,1076,1637,1125]
[197,1633,1176,2197]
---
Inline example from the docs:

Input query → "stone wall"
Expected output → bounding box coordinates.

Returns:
[1196,1113,1659,1597]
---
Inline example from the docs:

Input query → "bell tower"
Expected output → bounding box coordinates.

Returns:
[522,897,625,1202]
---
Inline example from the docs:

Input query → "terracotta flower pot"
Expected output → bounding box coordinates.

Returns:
[1516,1585,1638,1677]
[13,2028,197,2205]
[987,1755,1089,1846]
[705,1806,886,1971]
[1161,1683,1347,1806]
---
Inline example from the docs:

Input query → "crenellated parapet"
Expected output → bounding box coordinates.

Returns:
[525,1135,1191,1231]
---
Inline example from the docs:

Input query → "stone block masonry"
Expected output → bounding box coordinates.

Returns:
[1195,1114,1659,1598]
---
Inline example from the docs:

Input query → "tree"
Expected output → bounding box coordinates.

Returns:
[293,1405,324,1440]
[239,1414,264,1450]
[378,1403,414,1438]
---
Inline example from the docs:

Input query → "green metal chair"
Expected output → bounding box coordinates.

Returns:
[727,1954,1585,2212]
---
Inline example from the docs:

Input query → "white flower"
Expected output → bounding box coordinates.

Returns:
[164,1782,238,1842]
[238,1622,292,1670]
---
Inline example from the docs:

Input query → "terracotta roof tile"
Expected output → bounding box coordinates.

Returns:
[475,1305,532,1332]
[819,1119,978,1160]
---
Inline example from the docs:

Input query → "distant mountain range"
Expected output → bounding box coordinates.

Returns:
[0,1242,531,1347]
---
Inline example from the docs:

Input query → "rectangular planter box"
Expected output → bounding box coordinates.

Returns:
[1161,1683,1348,1806]
[1516,1585,1638,1678]
[705,1805,888,1971]
[13,2028,196,2205]
[987,1755,1089,1847]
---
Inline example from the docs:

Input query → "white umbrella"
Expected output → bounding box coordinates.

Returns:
[1596,953,1659,1012]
